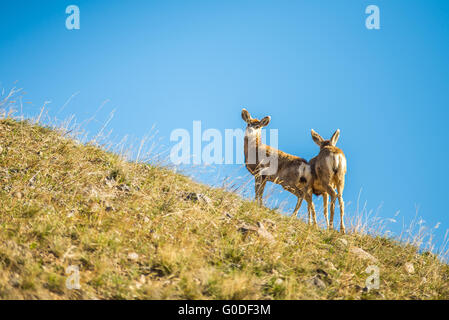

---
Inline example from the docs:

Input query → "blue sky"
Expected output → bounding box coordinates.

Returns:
[1,1,449,250]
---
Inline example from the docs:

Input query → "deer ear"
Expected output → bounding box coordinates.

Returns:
[311,129,324,146]
[330,129,340,146]
[260,116,271,127]
[241,109,251,123]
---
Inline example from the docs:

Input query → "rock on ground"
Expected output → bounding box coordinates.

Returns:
[349,247,378,263]
[404,262,415,274]
[306,276,326,289]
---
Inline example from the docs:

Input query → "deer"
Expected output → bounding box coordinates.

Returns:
[309,129,347,233]
[241,108,317,223]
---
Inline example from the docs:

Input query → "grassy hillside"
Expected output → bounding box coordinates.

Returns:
[0,118,448,300]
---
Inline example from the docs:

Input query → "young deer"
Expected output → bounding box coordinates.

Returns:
[241,109,317,221]
[309,129,347,233]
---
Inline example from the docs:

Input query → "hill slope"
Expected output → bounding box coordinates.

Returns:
[0,118,448,299]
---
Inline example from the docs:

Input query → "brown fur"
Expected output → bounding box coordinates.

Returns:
[309,129,347,233]
[241,109,316,221]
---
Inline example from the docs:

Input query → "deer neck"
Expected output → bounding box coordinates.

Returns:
[244,127,262,164]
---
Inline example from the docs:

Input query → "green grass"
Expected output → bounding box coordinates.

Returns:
[0,118,448,300]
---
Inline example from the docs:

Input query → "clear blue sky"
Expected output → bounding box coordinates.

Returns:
[1,1,448,251]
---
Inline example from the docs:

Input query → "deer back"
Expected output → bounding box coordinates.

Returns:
[310,146,346,195]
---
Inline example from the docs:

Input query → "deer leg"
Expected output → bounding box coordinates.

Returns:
[292,192,304,217]
[259,178,267,206]
[336,179,345,234]
[325,186,337,230]
[322,193,330,230]
[304,191,312,224]
[307,203,312,224]
[255,175,266,206]
[254,176,261,204]
[307,201,311,224]
[305,192,317,226]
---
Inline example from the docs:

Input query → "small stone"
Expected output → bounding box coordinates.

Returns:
[135,282,143,289]
[9,274,20,288]
[104,202,115,212]
[306,276,326,289]
[89,202,101,212]
[337,238,348,246]
[12,191,23,199]
[28,174,38,186]
[238,222,275,242]
[198,194,212,205]
[237,223,258,234]
[323,261,337,272]
[143,216,150,223]
[127,252,139,261]
[275,278,283,285]
[349,247,378,262]
[404,262,415,274]
[256,222,275,242]
[117,184,131,192]
[184,192,212,205]
[263,219,276,228]
[105,177,115,188]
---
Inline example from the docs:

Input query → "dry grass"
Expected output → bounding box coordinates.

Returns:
[0,114,448,300]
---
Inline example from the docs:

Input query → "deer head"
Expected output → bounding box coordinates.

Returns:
[241,109,271,138]
[311,129,340,150]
